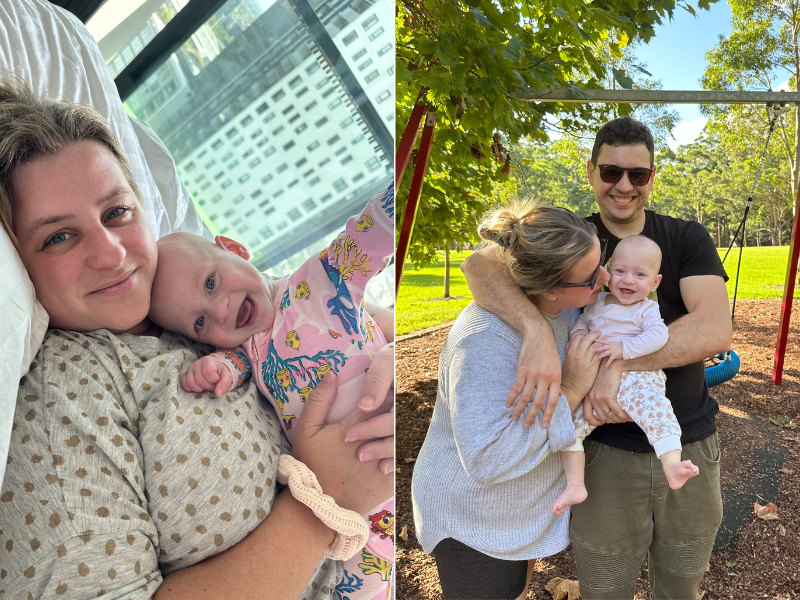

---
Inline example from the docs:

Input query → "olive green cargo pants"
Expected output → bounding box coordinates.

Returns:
[570,433,723,600]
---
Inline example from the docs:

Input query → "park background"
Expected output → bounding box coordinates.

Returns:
[395,0,800,598]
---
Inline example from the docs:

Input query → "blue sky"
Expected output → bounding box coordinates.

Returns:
[633,0,734,148]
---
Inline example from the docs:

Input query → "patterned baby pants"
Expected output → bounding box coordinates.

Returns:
[337,498,395,600]
[568,370,682,457]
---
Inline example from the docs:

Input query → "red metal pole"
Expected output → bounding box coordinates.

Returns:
[395,108,436,300]
[772,184,800,383]
[395,88,428,188]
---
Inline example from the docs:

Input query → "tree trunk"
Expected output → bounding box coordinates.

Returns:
[444,247,451,298]
[716,212,721,248]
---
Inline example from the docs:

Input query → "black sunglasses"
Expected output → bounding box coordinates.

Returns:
[558,239,608,289]
[594,163,654,186]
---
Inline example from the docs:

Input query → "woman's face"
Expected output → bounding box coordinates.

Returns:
[535,236,610,314]
[12,140,157,333]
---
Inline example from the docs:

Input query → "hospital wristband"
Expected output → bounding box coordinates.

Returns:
[277,454,369,560]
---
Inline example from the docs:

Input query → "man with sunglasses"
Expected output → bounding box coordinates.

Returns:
[462,117,731,599]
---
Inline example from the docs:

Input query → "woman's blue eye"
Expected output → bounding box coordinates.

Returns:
[49,232,68,245]
[195,316,205,328]
[106,207,127,220]
[205,276,214,291]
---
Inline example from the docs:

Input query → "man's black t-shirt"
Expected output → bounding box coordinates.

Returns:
[585,210,729,452]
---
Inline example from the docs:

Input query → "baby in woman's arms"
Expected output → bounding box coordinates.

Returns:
[147,185,395,599]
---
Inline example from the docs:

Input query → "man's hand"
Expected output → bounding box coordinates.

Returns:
[585,362,629,423]
[593,338,625,367]
[509,327,563,428]
[181,356,233,397]
[345,343,394,475]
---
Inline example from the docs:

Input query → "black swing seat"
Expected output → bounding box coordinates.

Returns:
[704,350,740,387]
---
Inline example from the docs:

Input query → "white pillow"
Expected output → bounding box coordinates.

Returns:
[0,0,209,490]
[0,230,48,490]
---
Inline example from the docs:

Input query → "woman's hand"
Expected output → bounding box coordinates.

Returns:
[345,343,395,475]
[292,373,393,515]
[559,331,603,412]
[509,326,563,428]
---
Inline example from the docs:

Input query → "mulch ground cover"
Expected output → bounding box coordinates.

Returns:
[397,299,800,599]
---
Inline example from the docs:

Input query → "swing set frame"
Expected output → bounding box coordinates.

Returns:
[396,86,800,385]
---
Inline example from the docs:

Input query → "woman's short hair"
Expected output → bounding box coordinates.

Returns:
[0,73,141,246]
[478,200,597,296]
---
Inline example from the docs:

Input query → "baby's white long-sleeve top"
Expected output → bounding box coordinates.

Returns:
[571,292,669,360]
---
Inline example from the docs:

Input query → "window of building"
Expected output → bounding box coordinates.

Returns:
[225,128,238,140]
[319,157,331,167]
[287,209,301,220]
[302,199,317,212]
[250,129,263,139]
[272,89,286,102]
[276,164,289,174]
[233,194,245,204]
[249,158,262,168]
[238,174,250,184]
[320,193,333,203]
[362,14,378,29]
[242,149,253,159]
[368,27,384,41]
[211,194,223,204]
[307,141,320,151]
[256,102,269,114]
[316,79,329,90]
[295,123,308,134]
[204,159,217,169]
[315,117,329,127]
[352,172,364,182]
[287,180,299,189]
[185,162,196,173]
[214,171,225,180]
[251,190,263,199]
[228,160,239,169]
[364,69,380,83]
[340,155,353,165]
[283,141,296,151]
[212,140,223,151]
[232,137,245,147]
[377,43,392,56]
[222,152,234,162]
[296,87,309,98]
[376,90,390,103]
[327,135,340,146]
[353,48,367,61]
[261,174,274,185]
[224,209,235,218]
[260,225,273,238]
[308,176,321,186]
[358,59,373,71]
[305,100,319,112]
[289,114,301,124]
[342,31,358,46]
[264,146,276,157]
[333,178,347,192]
[241,115,254,127]
[306,62,321,76]
[273,126,285,136]
[340,117,354,128]
[288,76,303,89]
[365,157,381,172]
[263,112,276,123]
[282,105,295,115]
[221,180,232,189]
[264,207,276,217]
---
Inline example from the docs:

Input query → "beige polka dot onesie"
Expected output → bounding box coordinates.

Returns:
[0,329,341,599]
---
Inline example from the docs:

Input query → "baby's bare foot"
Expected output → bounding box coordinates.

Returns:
[665,460,699,490]
[551,485,588,516]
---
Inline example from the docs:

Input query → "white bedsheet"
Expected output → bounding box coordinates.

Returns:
[0,0,210,490]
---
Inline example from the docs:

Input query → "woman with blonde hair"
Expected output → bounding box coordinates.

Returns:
[411,200,609,599]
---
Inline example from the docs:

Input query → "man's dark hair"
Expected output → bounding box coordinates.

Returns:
[591,117,655,167]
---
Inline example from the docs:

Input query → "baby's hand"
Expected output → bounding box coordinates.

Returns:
[593,338,625,367]
[181,356,234,397]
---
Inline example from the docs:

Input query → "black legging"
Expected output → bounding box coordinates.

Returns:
[433,538,528,599]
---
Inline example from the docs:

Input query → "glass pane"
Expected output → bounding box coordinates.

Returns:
[86,0,190,78]
[122,0,394,306]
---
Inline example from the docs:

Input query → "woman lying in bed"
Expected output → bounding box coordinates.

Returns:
[0,76,393,600]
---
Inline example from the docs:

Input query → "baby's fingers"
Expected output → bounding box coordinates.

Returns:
[199,359,222,384]
[214,370,234,398]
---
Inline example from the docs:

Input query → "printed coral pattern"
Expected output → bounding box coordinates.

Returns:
[210,184,395,600]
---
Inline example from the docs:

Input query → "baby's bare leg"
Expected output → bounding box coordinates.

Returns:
[659,448,699,490]
[552,450,588,516]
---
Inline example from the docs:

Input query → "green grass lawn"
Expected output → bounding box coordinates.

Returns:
[397,247,799,336]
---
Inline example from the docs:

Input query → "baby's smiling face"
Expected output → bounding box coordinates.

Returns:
[607,236,662,306]
[149,233,275,348]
